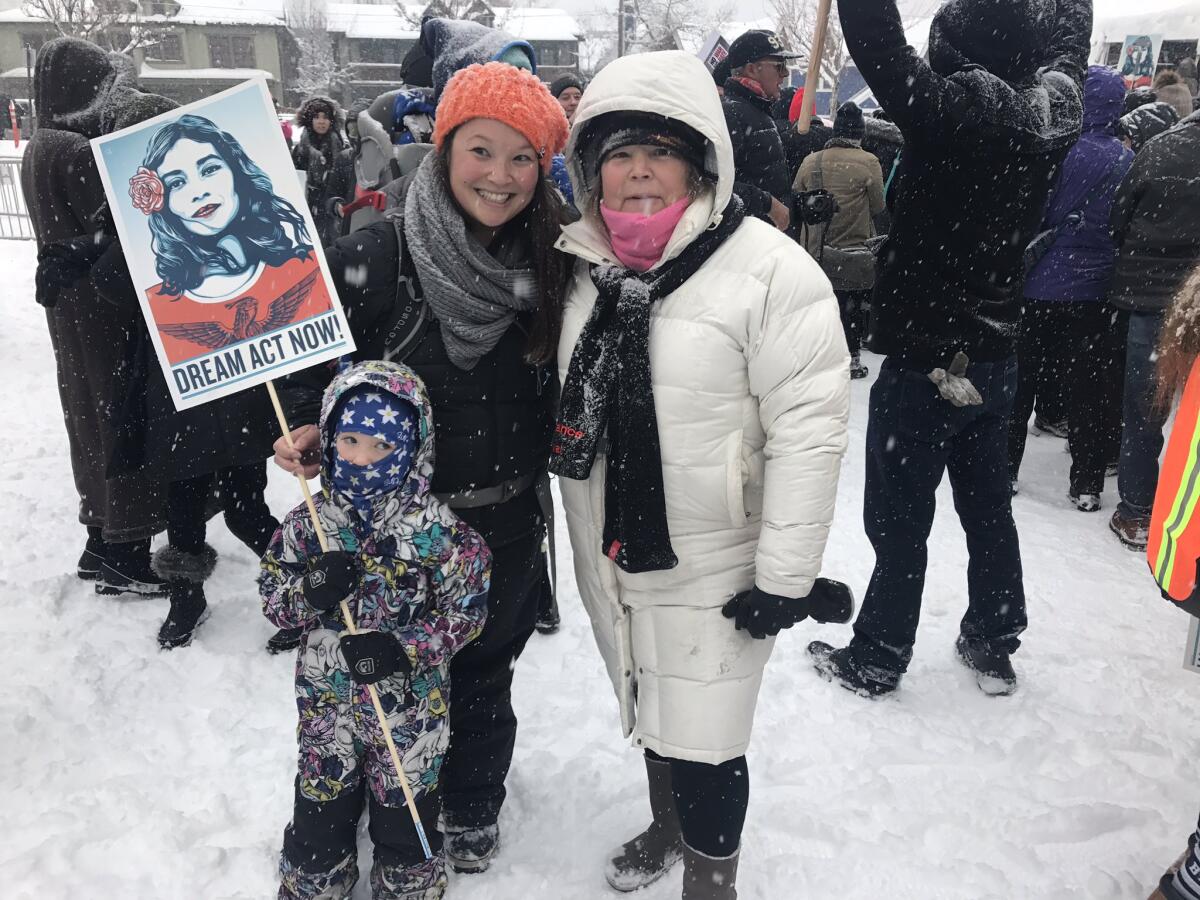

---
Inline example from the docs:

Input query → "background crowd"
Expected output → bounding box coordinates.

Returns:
[17,0,1200,898]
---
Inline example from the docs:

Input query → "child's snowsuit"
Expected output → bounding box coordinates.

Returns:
[261,360,491,900]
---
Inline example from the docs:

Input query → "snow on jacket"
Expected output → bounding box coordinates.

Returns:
[260,361,491,804]
[555,50,849,764]
[721,77,791,222]
[1109,113,1200,312]
[838,0,1090,367]
[1024,66,1134,304]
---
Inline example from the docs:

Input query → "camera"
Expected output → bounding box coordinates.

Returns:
[794,189,839,227]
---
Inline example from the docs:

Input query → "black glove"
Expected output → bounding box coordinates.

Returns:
[808,578,856,624]
[722,586,810,639]
[34,234,114,308]
[340,630,412,685]
[302,550,358,613]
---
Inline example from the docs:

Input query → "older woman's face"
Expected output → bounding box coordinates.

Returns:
[160,138,239,236]
[557,87,582,123]
[312,112,332,135]
[448,117,540,232]
[599,145,691,216]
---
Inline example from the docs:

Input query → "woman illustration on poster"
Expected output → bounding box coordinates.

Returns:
[129,113,329,365]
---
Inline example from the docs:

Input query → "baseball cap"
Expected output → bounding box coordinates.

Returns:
[726,30,800,71]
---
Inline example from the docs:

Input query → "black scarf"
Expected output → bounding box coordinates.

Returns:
[550,195,746,574]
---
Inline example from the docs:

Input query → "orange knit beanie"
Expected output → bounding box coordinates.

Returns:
[433,61,570,173]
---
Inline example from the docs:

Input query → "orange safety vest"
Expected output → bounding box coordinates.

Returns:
[1148,356,1200,601]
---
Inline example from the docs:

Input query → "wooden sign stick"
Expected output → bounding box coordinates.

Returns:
[797,0,835,135]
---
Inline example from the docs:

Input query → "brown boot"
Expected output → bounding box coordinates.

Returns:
[681,842,739,900]
[604,756,683,891]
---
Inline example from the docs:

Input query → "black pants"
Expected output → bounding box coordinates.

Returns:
[441,527,544,827]
[167,474,211,555]
[283,777,442,874]
[834,288,870,357]
[646,749,748,857]
[1007,300,1124,495]
[851,356,1026,675]
[216,462,280,556]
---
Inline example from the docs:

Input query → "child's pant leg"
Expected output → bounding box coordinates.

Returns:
[279,777,364,900]
[367,788,445,900]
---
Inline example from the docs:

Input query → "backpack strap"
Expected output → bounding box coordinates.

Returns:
[378,211,431,364]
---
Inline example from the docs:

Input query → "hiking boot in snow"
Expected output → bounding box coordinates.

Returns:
[849,353,869,380]
[1069,491,1101,512]
[807,641,898,698]
[682,842,739,900]
[1110,509,1150,552]
[267,626,304,654]
[535,586,560,635]
[445,823,499,873]
[955,635,1017,696]
[1106,462,1119,478]
[153,545,217,650]
[1032,416,1068,438]
[95,560,169,597]
[604,755,683,892]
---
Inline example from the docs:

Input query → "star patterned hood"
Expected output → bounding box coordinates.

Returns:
[318,360,436,515]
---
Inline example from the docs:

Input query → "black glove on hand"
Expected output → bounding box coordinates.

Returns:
[34,234,114,308]
[808,578,856,624]
[302,550,358,613]
[722,586,810,639]
[340,630,412,685]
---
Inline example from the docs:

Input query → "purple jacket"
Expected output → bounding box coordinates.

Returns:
[1024,66,1135,303]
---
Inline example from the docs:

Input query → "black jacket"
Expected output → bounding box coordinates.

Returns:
[839,0,1091,367]
[278,219,554,548]
[722,79,790,221]
[1109,114,1200,312]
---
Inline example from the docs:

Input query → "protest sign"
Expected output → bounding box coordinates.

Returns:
[91,79,354,411]
[1119,33,1164,90]
[697,31,730,74]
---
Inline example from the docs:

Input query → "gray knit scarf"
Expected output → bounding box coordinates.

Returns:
[403,153,539,370]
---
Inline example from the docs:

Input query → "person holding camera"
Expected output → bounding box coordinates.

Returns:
[794,101,884,379]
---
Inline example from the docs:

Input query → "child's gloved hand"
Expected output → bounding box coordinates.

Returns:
[340,631,412,685]
[303,551,358,612]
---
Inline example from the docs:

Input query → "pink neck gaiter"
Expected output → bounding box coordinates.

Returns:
[600,198,691,272]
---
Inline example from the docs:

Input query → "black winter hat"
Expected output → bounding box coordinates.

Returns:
[576,111,710,192]
[550,72,585,98]
[927,0,1052,83]
[1124,86,1158,116]
[833,101,865,140]
[726,30,799,71]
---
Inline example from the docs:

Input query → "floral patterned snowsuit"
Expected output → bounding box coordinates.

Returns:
[261,361,491,900]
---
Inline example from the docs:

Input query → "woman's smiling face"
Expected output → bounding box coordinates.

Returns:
[160,138,239,236]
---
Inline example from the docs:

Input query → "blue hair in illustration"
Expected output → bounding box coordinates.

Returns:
[133,114,312,296]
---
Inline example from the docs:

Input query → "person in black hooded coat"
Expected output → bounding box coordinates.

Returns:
[807,0,1091,698]
[292,97,349,246]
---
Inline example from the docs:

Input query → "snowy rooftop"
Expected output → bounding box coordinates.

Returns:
[140,63,275,80]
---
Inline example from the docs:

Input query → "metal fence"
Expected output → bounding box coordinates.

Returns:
[0,158,32,240]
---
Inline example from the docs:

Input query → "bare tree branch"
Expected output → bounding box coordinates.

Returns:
[22,0,169,52]
[769,0,851,115]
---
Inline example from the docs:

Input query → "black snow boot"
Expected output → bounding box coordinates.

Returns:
[77,526,106,580]
[605,755,683,891]
[808,641,898,698]
[266,627,304,654]
[444,823,500,874]
[153,545,217,650]
[955,635,1017,696]
[535,577,560,635]
[95,538,168,597]
[681,842,739,900]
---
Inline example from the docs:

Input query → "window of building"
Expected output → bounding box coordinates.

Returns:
[19,33,50,52]
[355,39,404,64]
[146,32,184,61]
[1161,39,1199,67]
[208,34,256,68]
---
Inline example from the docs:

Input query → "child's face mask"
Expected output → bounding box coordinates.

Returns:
[330,388,419,512]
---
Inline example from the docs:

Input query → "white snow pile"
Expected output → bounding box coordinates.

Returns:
[1,236,1194,898]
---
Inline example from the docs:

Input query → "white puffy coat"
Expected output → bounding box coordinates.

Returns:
[555,51,850,765]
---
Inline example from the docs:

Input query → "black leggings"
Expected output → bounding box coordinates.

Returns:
[646,749,748,857]
[168,464,280,559]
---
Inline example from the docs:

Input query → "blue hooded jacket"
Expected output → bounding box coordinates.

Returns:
[1024,66,1135,303]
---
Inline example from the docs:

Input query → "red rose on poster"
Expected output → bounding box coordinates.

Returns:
[129,166,165,215]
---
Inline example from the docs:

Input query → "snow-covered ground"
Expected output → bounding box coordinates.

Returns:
[2,235,1194,899]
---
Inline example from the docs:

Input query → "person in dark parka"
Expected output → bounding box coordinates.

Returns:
[1106,110,1200,552]
[292,96,349,246]
[721,29,798,231]
[808,0,1091,698]
[1008,65,1134,511]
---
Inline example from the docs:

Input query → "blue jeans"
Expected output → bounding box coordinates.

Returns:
[1117,310,1168,521]
[849,356,1027,676]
